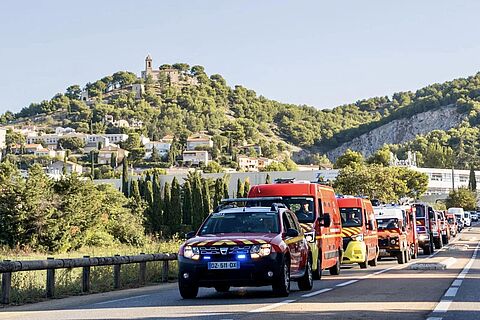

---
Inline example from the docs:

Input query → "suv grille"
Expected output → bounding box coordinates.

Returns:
[199,246,251,255]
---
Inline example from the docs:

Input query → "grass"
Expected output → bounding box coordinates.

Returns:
[0,239,182,305]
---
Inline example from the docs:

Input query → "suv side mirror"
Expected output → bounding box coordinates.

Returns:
[286,228,299,237]
[185,231,196,239]
[319,214,331,227]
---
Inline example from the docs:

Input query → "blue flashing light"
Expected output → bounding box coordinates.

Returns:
[203,256,211,260]
[237,254,247,260]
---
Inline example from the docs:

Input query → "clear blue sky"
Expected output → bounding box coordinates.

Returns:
[1,0,480,114]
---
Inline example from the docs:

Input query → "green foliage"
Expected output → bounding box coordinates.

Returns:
[446,187,477,210]
[170,177,182,230]
[367,145,391,166]
[334,164,428,202]
[203,161,224,173]
[236,178,244,198]
[334,149,364,169]
[58,137,86,152]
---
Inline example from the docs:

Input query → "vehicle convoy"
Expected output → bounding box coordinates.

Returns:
[414,203,441,254]
[445,213,458,237]
[337,197,379,268]
[248,179,343,279]
[373,205,417,264]
[178,199,313,298]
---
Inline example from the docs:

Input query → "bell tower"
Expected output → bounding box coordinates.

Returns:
[145,54,153,74]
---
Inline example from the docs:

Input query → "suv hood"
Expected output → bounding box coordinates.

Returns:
[186,233,277,246]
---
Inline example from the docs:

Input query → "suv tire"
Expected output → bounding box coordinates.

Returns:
[298,258,313,291]
[179,280,199,299]
[273,258,291,297]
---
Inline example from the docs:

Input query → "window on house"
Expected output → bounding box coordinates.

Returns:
[431,173,443,181]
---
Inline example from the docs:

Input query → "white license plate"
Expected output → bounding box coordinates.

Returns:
[208,261,240,270]
[379,249,388,256]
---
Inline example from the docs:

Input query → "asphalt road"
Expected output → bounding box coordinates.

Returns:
[1,224,479,320]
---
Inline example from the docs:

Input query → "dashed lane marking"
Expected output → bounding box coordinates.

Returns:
[336,279,358,287]
[433,300,452,313]
[444,287,458,297]
[248,299,296,313]
[93,294,150,305]
[301,288,332,298]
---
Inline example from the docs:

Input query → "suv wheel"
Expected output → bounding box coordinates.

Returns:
[359,250,368,269]
[179,280,199,299]
[272,258,290,297]
[368,247,378,266]
[397,249,406,264]
[298,258,313,291]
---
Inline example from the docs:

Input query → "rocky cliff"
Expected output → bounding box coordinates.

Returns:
[325,105,466,160]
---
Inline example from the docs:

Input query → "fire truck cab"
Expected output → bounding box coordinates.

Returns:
[414,203,442,254]
[248,180,343,279]
[337,197,379,268]
[374,205,417,264]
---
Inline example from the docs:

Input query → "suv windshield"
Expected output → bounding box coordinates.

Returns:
[340,207,363,227]
[199,211,280,235]
[376,218,399,230]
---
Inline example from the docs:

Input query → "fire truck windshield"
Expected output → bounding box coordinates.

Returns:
[340,207,363,227]
[199,212,280,235]
[415,205,426,218]
[377,218,399,230]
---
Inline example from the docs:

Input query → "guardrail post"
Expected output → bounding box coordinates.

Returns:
[139,253,146,285]
[162,260,169,282]
[82,256,90,293]
[113,255,121,289]
[1,260,11,304]
[46,257,55,298]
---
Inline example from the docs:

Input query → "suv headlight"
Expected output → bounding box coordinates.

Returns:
[305,232,315,243]
[250,244,271,258]
[390,237,398,245]
[183,245,200,260]
[351,234,364,241]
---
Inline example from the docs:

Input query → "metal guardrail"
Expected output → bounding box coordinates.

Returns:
[0,252,178,304]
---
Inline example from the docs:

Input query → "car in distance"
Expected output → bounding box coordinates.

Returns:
[178,200,313,298]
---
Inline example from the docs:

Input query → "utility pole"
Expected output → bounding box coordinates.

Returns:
[451,166,455,191]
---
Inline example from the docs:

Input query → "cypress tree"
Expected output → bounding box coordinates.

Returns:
[152,173,163,230]
[223,178,230,199]
[163,181,172,229]
[202,180,211,219]
[236,178,244,198]
[243,178,250,198]
[213,178,223,208]
[110,153,117,169]
[468,165,477,191]
[192,172,204,228]
[144,180,154,232]
[90,150,95,180]
[130,179,141,203]
[182,180,193,225]
[171,177,182,231]
[122,157,129,196]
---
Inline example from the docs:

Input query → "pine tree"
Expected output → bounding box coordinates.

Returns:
[243,178,250,198]
[265,173,271,184]
[130,179,141,203]
[236,178,244,198]
[90,150,95,179]
[468,165,477,191]
[182,180,193,225]
[122,157,129,196]
[171,177,182,231]
[163,181,171,229]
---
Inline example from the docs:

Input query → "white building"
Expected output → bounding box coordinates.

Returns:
[55,127,76,135]
[183,150,209,166]
[47,160,83,175]
[186,134,213,151]
[238,155,277,172]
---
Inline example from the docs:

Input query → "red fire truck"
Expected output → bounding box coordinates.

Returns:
[248,179,343,279]
[413,203,442,254]
[374,204,418,264]
[337,197,379,268]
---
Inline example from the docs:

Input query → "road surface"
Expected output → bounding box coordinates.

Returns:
[1,224,479,320]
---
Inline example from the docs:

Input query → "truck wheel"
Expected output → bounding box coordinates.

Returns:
[423,245,431,255]
[434,237,442,249]
[405,248,410,262]
[272,259,290,297]
[397,249,406,264]
[329,251,341,275]
[214,285,230,293]
[298,258,313,291]
[368,247,378,266]
[430,239,435,254]
[313,256,322,280]
[442,235,449,245]
[359,250,368,269]
[179,281,199,299]
[411,246,418,259]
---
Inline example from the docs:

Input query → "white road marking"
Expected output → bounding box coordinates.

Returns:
[336,279,358,287]
[301,288,332,298]
[433,300,452,313]
[426,317,443,320]
[93,294,150,305]
[444,287,458,297]
[248,299,296,313]
[451,279,462,287]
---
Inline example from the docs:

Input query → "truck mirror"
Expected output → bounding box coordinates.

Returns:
[368,220,375,230]
[185,231,196,239]
[319,214,331,227]
[286,228,299,237]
